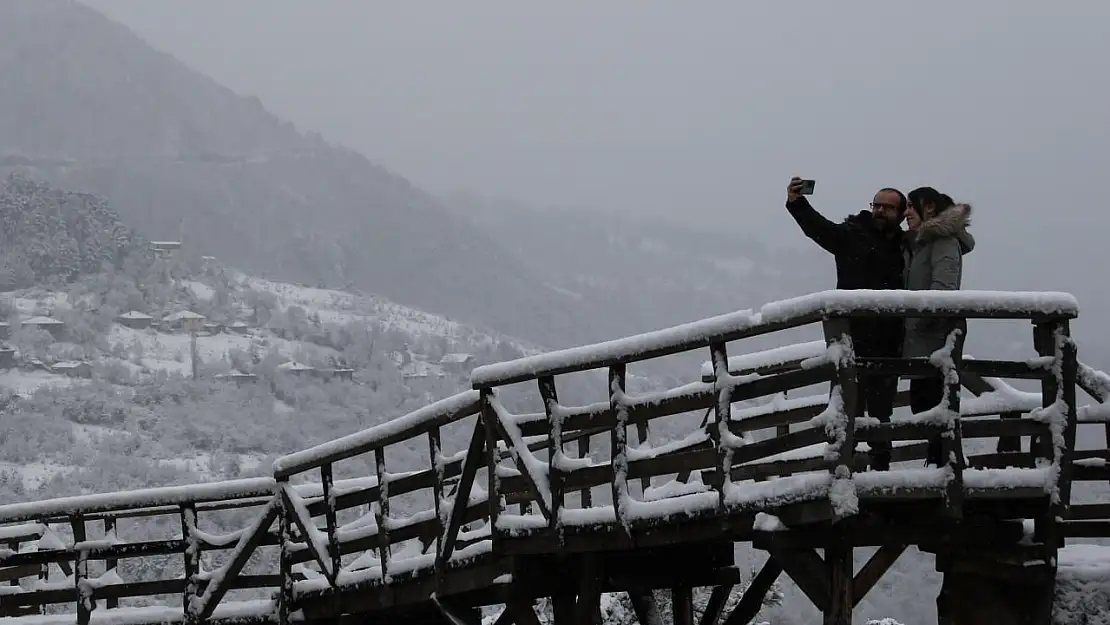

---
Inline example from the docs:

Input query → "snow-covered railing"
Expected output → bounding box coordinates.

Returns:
[263,389,499,622]
[0,477,285,625]
[466,289,1083,544]
[471,290,1078,388]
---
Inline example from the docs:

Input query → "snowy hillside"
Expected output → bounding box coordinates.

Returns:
[0,258,552,504]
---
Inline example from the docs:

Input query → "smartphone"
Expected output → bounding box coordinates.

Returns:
[799,179,816,195]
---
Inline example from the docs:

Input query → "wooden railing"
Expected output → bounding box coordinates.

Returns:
[1,288,1105,625]
[469,289,1083,549]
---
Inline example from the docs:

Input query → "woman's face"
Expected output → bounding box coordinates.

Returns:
[906,204,922,230]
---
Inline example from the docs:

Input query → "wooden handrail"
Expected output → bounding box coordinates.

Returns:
[471,289,1078,389]
[272,390,481,479]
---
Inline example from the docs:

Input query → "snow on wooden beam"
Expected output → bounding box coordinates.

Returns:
[699,340,827,380]
[0,478,278,524]
[272,390,481,479]
[472,290,1079,388]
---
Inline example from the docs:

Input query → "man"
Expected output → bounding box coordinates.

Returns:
[784,177,907,471]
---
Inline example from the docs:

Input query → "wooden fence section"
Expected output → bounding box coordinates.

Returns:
[1,289,1107,625]
[468,290,1085,555]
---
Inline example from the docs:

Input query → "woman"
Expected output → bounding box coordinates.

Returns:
[902,186,975,466]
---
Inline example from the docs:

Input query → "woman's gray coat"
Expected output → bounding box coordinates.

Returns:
[902,204,975,359]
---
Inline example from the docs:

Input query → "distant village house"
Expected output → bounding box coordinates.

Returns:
[227,320,251,335]
[0,346,15,369]
[116,310,154,330]
[214,372,259,386]
[276,361,315,376]
[162,310,206,332]
[21,316,66,338]
[151,241,182,259]
[52,361,93,378]
[439,352,476,374]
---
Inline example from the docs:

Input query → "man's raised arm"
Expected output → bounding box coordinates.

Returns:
[784,176,847,255]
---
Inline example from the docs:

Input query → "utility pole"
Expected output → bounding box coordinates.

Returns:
[186,318,202,380]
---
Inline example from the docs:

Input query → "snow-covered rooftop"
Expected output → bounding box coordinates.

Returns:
[22,316,64,325]
[163,310,206,322]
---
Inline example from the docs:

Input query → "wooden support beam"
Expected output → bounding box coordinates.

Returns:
[851,545,906,606]
[766,548,829,613]
[722,559,782,625]
[672,587,694,625]
[508,599,544,625]
[193,499,280,622]
[628,591,665,625]
[824,544,853,625]
[439,420,487,568]
[552,594,576,625]
[575,555,605,625]
[698,585,733,625]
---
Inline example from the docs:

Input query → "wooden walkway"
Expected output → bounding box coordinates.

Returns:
[2,289,1109,625]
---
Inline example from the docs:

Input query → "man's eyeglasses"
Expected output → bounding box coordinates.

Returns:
[870,202,898,211]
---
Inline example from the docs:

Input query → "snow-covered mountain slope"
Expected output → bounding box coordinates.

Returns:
[0,262,553,499]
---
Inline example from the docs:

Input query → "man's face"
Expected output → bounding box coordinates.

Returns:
[870,190,903,229]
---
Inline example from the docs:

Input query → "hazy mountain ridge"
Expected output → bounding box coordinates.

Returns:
[447,193,831,352]
[0,0,627,350]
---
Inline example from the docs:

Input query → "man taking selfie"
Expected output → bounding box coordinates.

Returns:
[784,177,907,471]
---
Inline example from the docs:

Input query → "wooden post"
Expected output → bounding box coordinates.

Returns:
[824,543,853,625]
[372,449,391,577]
[709,342,733,509]
[102,517,118,610]
[480,391,502,548]
[578,433,593,508]
[942,324,967,520]
[671,587,693,625]
[540,376,564,534]
[822,319,859,489]
[71,516,91,625]
[277,481,294,625]
[1032,321,1061,549]
[609,364,630,529]
[428,427,445,558]
[320,463,342,580]
[1056,321,1079,513]
[180,505,199,623]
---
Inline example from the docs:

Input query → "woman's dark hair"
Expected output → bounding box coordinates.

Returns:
[908,186,955,216]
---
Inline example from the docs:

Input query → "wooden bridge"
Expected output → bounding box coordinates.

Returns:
[2,289,1109,625]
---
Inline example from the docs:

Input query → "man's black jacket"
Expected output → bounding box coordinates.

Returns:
[786,196,905,357]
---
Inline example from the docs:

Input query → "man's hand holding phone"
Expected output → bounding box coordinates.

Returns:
[786,177,815,203]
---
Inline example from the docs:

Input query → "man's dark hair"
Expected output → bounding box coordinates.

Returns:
[908,186,955,216]
[879,187,908,214]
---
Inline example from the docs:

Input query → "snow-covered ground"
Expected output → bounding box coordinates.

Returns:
[0,267,550,491]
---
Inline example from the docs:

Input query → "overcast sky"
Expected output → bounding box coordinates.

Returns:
[81,0,1109,304]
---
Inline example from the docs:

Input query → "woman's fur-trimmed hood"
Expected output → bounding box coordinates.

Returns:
[910,203,975,253]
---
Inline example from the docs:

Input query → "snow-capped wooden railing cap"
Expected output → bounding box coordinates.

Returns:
[271,390,481,479]
[470,289,1079,389]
